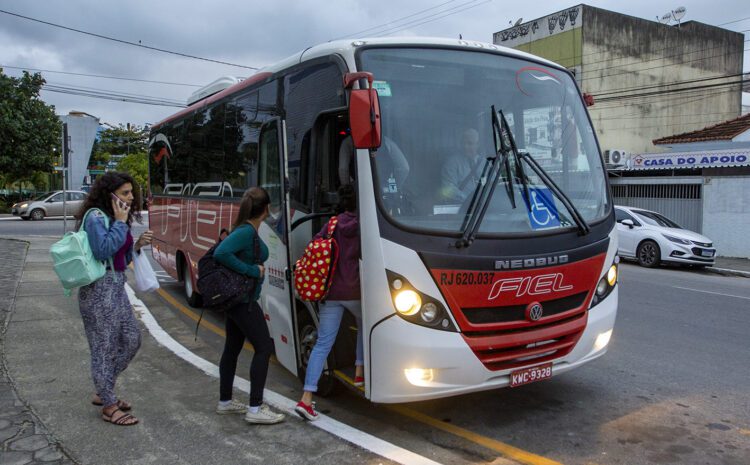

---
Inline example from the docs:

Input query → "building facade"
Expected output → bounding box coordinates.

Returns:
[493,5,745,156]
[610,114,750,258]
[59,111,99,191]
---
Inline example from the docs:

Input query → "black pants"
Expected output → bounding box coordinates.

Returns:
[219,300,274,407]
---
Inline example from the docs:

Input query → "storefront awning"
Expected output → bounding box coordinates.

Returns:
[613,149,750,171]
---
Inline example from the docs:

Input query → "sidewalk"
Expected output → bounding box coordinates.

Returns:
[0,236,397,465]
[0,239,75,464]
[707,256,750,278]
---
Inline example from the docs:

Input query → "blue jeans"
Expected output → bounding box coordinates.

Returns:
[303,300,364,392]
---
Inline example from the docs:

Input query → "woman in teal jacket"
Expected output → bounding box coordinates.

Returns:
[212,187,284,425]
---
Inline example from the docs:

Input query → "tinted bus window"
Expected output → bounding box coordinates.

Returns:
[259,120,282,215]
[225,92,260,197]
[283,61,346,210]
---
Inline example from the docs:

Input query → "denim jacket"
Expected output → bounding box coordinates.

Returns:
[83,209,132,265]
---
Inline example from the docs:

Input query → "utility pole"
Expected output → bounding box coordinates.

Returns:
[62,123,70,232]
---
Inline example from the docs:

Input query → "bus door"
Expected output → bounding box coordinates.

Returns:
[257,118,298,375]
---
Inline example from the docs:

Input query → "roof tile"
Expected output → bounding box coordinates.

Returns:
[653,113,750,145]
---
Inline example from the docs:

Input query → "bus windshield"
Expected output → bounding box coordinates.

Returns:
[358,47,609,235]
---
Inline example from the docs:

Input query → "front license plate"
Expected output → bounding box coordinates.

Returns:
[701,250,715,257]
[510,363,553,388]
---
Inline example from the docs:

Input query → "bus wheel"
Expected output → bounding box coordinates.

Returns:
[297,308,337,397]
[182,260,203,307]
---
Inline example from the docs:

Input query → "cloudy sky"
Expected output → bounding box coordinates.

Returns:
[1,0,748,126]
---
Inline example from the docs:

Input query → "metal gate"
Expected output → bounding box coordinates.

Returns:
[610,178,703,232]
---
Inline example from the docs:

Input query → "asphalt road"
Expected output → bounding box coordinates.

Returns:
[2,217,748,464]
[0,214,150,238]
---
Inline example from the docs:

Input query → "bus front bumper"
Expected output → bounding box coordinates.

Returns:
[368,287,618,403]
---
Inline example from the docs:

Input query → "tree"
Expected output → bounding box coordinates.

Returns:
[0,69,61,184]
[116,151,148,196]
[91,124,149,165]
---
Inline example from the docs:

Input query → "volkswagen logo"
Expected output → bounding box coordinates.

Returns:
[526,302,544,321]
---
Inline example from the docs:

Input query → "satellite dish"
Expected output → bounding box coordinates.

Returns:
[672,6,686,21]
[659,12,672,24]
[514,17,523,26]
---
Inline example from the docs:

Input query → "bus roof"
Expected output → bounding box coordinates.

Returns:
[152,37,564,130]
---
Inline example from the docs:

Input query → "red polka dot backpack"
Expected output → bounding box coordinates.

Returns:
[294,217,339,301]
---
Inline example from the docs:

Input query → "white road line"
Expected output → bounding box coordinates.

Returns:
[674,286,750,301]
[124,285,443,465]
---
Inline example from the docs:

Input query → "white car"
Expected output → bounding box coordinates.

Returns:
[615,205,716,268]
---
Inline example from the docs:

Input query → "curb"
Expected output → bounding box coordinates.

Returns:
[704,267,750,278]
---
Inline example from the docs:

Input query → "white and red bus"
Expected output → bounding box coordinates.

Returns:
[148,37,618,403]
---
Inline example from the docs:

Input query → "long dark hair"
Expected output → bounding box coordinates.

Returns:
[75,172,142,229]
[337,184,357,213]
[232,187,270,231]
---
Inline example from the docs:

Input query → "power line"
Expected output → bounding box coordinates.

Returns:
[330,0,460,40]
[45,80,187,103]
[581,47,750,83]
[591,72,748,98]
[42,83,186,108]
[594,79,747,103]
[0,8,258,70]
[0,64,202,87]
[373,0,491,37]
[717,16,750,26]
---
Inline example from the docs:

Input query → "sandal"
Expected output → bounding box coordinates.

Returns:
[92,397,132,411]
[102,408,139,426]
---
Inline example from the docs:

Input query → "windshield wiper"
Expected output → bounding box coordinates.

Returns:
[456,106,515,248]
[490,104,589,235]
[515,150,591,235]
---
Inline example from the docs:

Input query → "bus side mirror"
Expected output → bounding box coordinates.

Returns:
[344,72,381,150]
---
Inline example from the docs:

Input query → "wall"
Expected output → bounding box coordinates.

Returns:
[582,6,744,155]
[702,176,750,257]
[59,113,99,191]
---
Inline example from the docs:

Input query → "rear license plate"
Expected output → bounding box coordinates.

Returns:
[510,363,553,388]
[701,250,715,257]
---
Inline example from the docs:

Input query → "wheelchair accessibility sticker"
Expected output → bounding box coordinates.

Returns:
[524,187,560,230]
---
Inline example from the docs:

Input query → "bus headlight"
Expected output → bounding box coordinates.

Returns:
[607,264,617,286]
[594,329,613,351]
[387,270,457,332]
[591,261,617,308]
[404,368,434,386]
[394,290,421,315]
[420,302,438,323]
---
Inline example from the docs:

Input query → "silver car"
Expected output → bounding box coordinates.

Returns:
[11,191,88,221]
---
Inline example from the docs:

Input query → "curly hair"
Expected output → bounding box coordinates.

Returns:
[75,172,143,229]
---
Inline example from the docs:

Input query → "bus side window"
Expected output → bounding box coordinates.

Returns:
[258,120,283,216]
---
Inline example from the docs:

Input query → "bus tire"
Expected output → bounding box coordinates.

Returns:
[296,307,337,397]
[181,259,203,307]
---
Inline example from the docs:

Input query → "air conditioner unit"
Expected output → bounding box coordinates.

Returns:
[610,149,628,164]
[604,149,630,170]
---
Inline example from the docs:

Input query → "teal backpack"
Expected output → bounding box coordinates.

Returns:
[50,208,113,296]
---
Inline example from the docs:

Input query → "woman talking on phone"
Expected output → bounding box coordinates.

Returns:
[75,172,153,426]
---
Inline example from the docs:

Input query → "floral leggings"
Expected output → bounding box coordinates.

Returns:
[78,271,141,407]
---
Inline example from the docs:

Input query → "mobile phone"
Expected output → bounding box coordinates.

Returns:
[111,193,128,209]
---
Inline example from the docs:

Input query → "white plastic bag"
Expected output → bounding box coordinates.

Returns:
[133,250,160,293]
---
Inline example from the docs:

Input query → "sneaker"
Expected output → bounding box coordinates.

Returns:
[216,399,247,415]
[353,376,365,387]
[294,401,319,421]
[244,404,285,424]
